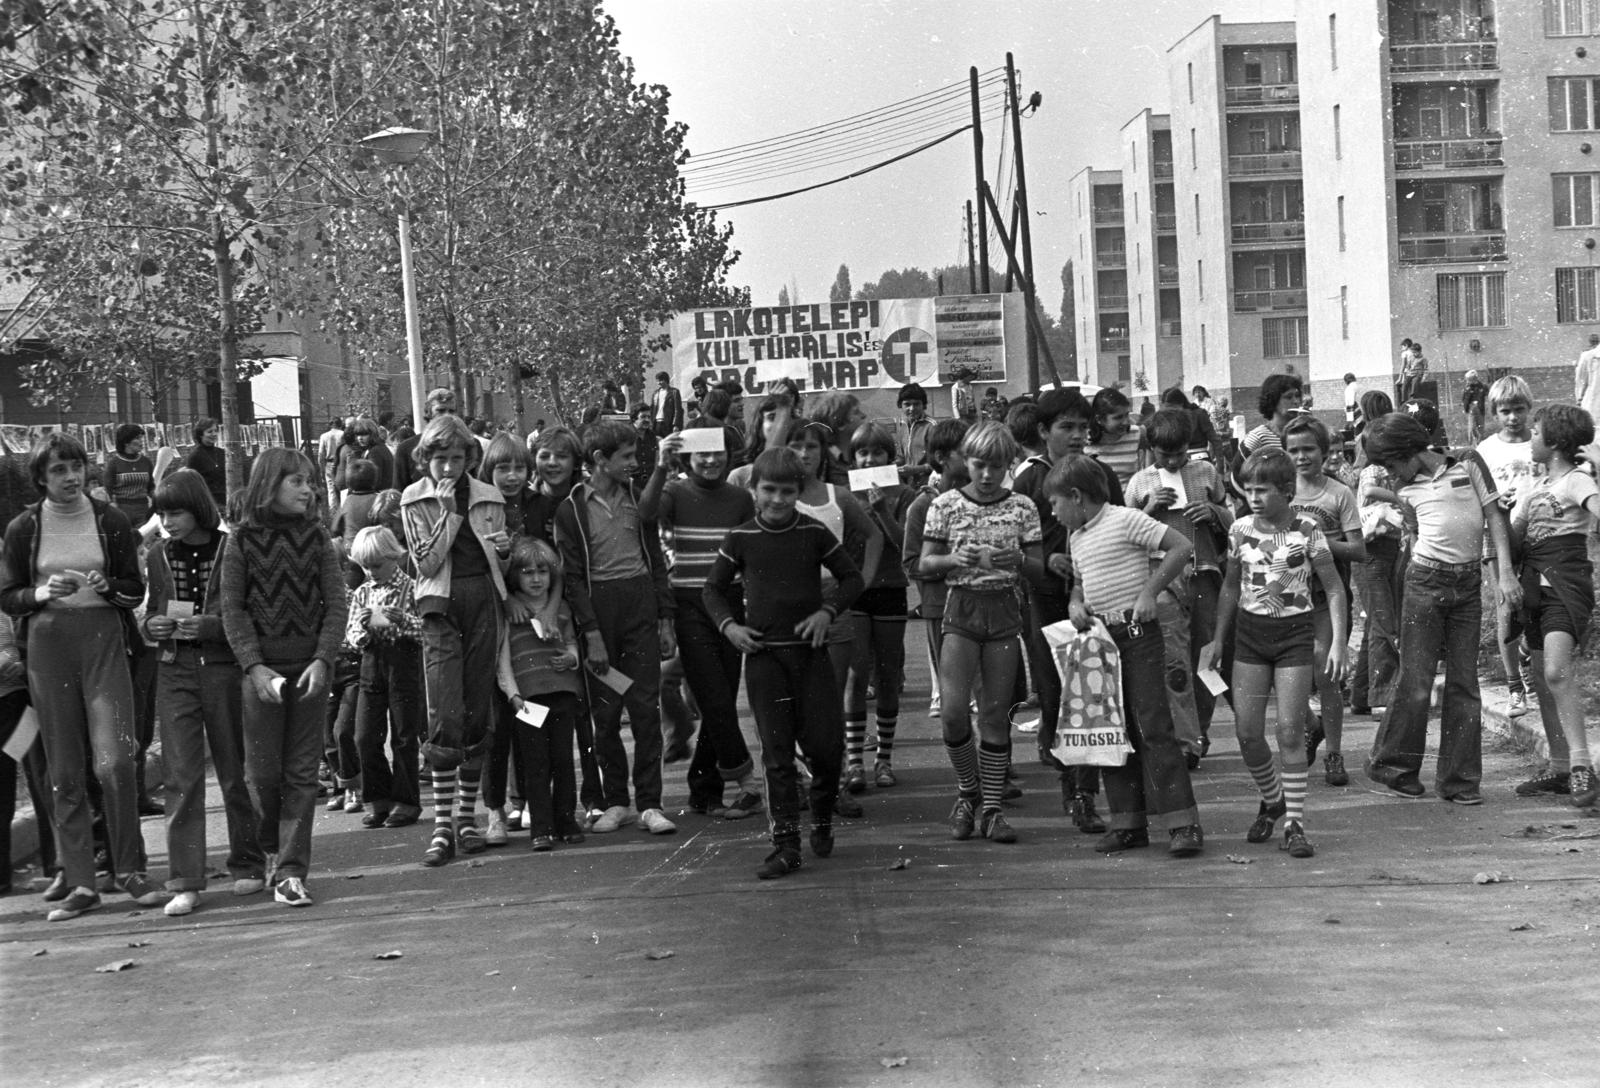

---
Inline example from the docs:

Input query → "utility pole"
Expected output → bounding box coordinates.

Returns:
[1007,52,1042,393]
[969,67,990,293]
[965,201,977,293]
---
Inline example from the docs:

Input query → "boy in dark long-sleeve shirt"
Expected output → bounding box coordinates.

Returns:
[703,447,863,880]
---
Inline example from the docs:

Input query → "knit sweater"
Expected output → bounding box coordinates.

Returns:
[703,512,863,647]
[496,601,582,699]
[658,477,755,590]
[221,511,348,670]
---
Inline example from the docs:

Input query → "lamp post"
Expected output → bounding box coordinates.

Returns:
[359,126,433,428]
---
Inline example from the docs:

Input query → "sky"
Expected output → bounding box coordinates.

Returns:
[608,0,1297,316]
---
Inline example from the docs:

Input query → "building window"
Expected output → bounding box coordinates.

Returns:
[1131,142,1137,174]
[1549,77,1600,131]
[107,385,120,415]
[1337,195,1346,250]
[1263,316,1310,357]
[1194,193,1201,233]
[1136,241,1141,272]
[1201,324,1208,365]
[1438,272,1507,329]
[1197,259,1204,299]
[1554,172,1600,226]
[1557,267,1600,323]
[1133,192,1139,221]
[1330,14,1338,68]
[1340,286,1349,339]
[1333,105,1342,159]
[1190,128,1197,168]
[1187,62,1194,102]
[1546,0,1600,35]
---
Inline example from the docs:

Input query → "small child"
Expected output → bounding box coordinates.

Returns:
[345,525,425,830]
[1477,375,1542,717]
[1462,370,1488,445]
[1085,387,1145,487]
[482,433,547,544]
[1200,449,1347,859]
[918,421,1043,845]
[331,459,380,549]
[1048,453,1204,857]
[704,446,863,879]
[1510,405,1600,806]
[496,537,587,849]
[902,419,970,722]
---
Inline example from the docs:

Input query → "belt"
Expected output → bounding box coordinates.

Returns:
[1410,554,1477,574]
[1094,609,1153,637]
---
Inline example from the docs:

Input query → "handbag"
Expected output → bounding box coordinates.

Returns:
[1044,618,1133,768]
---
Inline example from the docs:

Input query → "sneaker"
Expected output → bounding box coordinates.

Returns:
[1068,793,1107,834]
[1168,824,1204,857]
[1323,752,1350,787]
[582,807,607,830]
[506,809,525,832]
[834,791,863,818]
[1571,766,1600,808]
[46,888,101,922]
[274,877,312,907]
[723,792,764,820]
[949,796,977,840]
[164,890,201,917]
[756,848,802,880]
[1093,828,1149,853]
[233,877,266,897]
[1515,769,1571,796]
[530,835,555,852]
[843,765,867,794]
[1508,691,1528,718]
[1247,799,1287,844]
[1283,821,1315,858]
[326,791,345,811]
[485,809,510,846]
[422,827,455,867]
[118,873,164,906]
[809,825,834,858]
[928,692,941,718]
[980,810,1018,843]
[873,761,897,788]
[590,805,635,834]
[343,795,364,814]
[1305,716,1326,766]
[41,871,69,902]
[639,808,678,835]
[457,824,487,854]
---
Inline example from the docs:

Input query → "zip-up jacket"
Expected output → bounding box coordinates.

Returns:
[0,496,144,657]
[552,479,673,635]
[400,474,509,611]
[142,531,236,666]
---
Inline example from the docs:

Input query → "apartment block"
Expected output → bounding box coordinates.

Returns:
[1298,0,1600,430]
[1067,167,1131,388]
[1119,109,1185,400]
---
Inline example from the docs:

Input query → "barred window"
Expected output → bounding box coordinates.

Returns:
[1550,77,1600,131]
[1546,0,1600,35]
[1262,316,1309,358]
[1438,273,1506,330]
[1554,173,1600,227]
[1557,267,1600,323]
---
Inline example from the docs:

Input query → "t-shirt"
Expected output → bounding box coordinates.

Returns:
[1512,470,1600,546]
[1085,427,1143,487]
[1292,476,1361,546]
[1011,453,1124,601]
[1069,505,1167,615]
[1475,434,1541,504]
[1229,514,1331,618]
[1398,451,1498,566]
[1124,461,1228,574]
[1241,425,1283,456]
[921,488,1042,590]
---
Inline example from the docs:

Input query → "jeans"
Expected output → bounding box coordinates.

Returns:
[0,690,55,886]
[159,647,263,889]
[514,690,581,837]
[242,660,324,880]
[1186,569,1230,733]
[675,589,751,807]
[746,645,842,847]
[1156,587,1202,757]
[1101,619,1200,832]
[585,575,664,812]
[356,640,424,811]
[130,639,159,804]
[1367,563,1483,796]
[1350,542,1402,709]
[323,651,362,785]
[421,573,500,768]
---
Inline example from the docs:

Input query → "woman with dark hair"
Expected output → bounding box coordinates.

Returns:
[334,418,394,498]
[106,422,155,527]
[183,417,228,508]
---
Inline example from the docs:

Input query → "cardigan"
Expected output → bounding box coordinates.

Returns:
[0,496,144,656]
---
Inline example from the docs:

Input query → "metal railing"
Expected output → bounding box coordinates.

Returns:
[1157,265,1179,284]
[1389,41,1498,73]
[1224,83,1299,106]
[1097,294,1128,310]
[1098,337,1131,353]
[1233,288,1308,312]
[1231,220,1306,243]
[1154,212,1177,232]
[1398,231,1506,263]
[1093,207,1125,224]
[1229,151,1302,175]
[1393,136,1504,171]
[1153,161,1174,178]
[1159,320,1182,337]
[1096,250,1126,268]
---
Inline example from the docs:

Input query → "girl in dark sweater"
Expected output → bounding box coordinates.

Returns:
[221,448,348,909]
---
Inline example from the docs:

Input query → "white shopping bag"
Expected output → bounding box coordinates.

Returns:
[1044,619,1134,767]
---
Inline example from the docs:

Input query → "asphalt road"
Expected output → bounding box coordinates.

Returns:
[3,654,1598,1088]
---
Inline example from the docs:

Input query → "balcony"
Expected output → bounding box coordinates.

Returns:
[1225,83,1299,108]
[1389,41,1498,74]
[1093,207,1124,224]
[1154,212,1177,233]
[1097,294,1128,311]
[1394,136,1503,172]
[1231,220,1306,244]
[1159,320,1182,337]
[1099,337,1130,353]
[1153,161,1174,179]
[1096,249,1126,269]
[1157,264,1178,284]
[1234,288,1308,312]
[1229,151,1302,176]
[1398,231,1506,264]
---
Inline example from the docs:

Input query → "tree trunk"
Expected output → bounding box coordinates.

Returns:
[443,303,463,408]
[213,217,243,491]
[545,367,570,428]
[506,358,524,429]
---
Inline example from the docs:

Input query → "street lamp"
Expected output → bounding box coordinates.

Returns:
[360,126,433,428]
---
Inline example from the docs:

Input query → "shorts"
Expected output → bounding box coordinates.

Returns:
[942,586,1023,643]
[852,586,909,620]
[1234,610,1315,668]
[1524,582,1592,645]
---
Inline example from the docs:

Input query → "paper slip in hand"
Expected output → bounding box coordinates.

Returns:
[755,358,809,383]
[368,609,391,628]
[675,428,726,454]
[1197,668,1229,696]
[596,667,633,696]
[1,707,38,762]
[165,600,196,620]
[1156,468,1189,509]
[515,701,550,728]
[847,464,900,492]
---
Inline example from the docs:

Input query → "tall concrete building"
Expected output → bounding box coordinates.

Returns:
[1067,168,1130,389]
[1298,0,1600,423]
[1169,18,1307,417]
[1120,109,1185,400]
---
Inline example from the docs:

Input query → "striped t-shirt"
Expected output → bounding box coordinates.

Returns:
[1086,427,1143,487]
[1124,461,1227,573]
[657,478,755,590]
[1241,424,1283,455]
[1069,505,1168,614]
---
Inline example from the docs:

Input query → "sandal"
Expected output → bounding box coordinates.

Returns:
[422,827,455,867]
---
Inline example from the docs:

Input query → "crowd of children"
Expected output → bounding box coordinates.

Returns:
[3,371,1596,913]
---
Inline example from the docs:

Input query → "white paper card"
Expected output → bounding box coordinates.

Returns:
[165,600,196,620]
[1197,668,1229,696]
[1156,468,1189,509]
[368,609,391,628]
[847,464,900,492]
[754,358,809,384]
[2,707,38,761]
[596,667,633,696]
[676,428,726,454]
[515,701,550,728]
[1231,415,1247,440]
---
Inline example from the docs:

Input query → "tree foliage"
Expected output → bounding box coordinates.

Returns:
[828,263,850,303]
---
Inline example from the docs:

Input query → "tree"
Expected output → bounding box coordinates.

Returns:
[828,264,851,303]
[1059,260,1079,379]
[777,285,791,308]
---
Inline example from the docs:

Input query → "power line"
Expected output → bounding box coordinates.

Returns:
[701,126,975,212]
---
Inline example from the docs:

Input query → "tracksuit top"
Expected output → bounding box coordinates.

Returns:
[703,512,863,648]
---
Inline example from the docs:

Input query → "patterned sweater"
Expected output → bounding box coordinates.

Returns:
[221,512,349,670]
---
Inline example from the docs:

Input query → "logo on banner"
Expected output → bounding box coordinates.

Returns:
[880,326,934,384]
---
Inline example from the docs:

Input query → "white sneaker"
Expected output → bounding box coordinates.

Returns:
[1508,691,1528,717]
[274,877,312,907]
[590,805,634,833]
[233,877,266,896]
[164,891,201,917]
[485,808,509,846]
[638,808,678,835]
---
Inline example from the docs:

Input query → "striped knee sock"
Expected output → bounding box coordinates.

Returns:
[845,712,867,769]
[978,740,1010,815]
[1282,768,1308,826]
[431,771,456,833]
[456,769,481,826]
[874,714,897,765]
[945,735,979,799]
[1246,758,1283,807]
